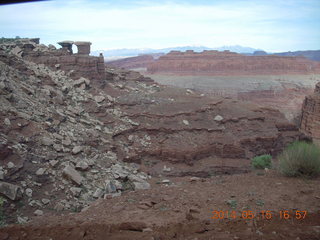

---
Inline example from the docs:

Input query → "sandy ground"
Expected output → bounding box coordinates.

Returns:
[1,159,320,240]
[141,73,320,93]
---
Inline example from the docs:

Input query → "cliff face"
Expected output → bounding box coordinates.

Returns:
[25,52,106,81]
[147,50,320,75]
[300,82,320,141]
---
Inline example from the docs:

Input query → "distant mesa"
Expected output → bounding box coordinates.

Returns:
[146,50,320,75]
[253,50,268,56]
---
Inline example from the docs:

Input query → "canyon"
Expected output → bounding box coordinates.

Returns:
[0,38,319,239]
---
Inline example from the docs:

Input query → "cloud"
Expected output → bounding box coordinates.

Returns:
[0,0,319,51]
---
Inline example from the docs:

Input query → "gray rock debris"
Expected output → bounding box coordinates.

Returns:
[25,188,33,198]
[70,187,82,197]
[214,115,224,122]
[7,162,15,169]
[72,146,83,155]
[41,198,50,205]
[105,180,117,193]
[94,95,105,103]
[62,165,84,185]
[0,181,23,200]
[10,46,23,57]
[75,161,89,171]
[182,120,189,125]
[36,168,46,176]
[93,188,104,198]
[133,181,151,190]
[73,77,90,87]
[34,209,43,216]
[41,137,54,146]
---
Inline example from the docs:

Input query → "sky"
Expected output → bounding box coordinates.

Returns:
[0,0,319,52]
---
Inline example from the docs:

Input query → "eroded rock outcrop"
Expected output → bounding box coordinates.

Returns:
[0,38,105,81]
[300,82,320,141]
[148,50,320,75]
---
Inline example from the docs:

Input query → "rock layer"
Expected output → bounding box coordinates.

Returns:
[1,38,105,81]
[300,82,320,141]
[147,50,320,75]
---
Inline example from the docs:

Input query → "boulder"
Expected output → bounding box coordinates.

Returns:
[70,187,82,197]
[214,115,224,121]
[0,181,23,200]
[62,166,84,185]
[94,95,105,103]
[133,181,151,190]
[34,209,43,216]
[75,161,89,171]
[72,146,83,155]
[105,180,117,193]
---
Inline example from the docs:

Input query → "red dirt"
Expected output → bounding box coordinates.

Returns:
[1,166,320,240]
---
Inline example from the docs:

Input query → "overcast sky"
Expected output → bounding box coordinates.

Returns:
[0,0,319,52]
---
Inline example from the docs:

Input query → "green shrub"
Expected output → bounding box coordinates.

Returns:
[251,154,272,169]
[278,141,320,177]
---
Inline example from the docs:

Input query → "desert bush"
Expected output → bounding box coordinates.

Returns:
[278,141,320,177]
[251,154,272,169]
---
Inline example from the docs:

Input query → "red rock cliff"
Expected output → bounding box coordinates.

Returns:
[147,50,320,75]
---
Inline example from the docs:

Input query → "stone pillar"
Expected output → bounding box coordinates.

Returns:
[57,41,74,54]
[74,41,92,55]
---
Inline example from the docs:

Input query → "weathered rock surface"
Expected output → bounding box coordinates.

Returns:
[300,82,320,141]
[147,50,320,75]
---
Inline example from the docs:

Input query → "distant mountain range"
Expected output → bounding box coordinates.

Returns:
[91,45,263,59]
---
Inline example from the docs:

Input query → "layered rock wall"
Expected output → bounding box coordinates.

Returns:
[24,49,106,81]
[300,82,320,140]
[148,50,320,75]
[1,38,106,81]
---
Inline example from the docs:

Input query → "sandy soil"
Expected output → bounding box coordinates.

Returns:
[1,161,320,240]
[142,73,320,92]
